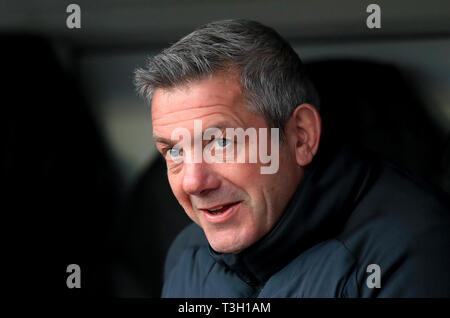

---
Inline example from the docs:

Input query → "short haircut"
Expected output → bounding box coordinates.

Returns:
[135,19,320,139]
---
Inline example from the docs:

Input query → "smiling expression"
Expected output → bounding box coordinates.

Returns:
[152,72,304,253]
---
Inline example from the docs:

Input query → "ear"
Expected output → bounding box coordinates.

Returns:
[286,103,321,166]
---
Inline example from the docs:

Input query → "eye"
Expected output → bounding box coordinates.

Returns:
[167,147,183,159]
[214,138,230,148]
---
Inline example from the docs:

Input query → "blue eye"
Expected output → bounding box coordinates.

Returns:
[215,138,230,148]
[168,147,182,159]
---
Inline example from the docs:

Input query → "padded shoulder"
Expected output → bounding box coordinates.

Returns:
[163,222,207,281]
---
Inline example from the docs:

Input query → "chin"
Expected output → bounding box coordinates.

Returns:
[205,228,257,254]
[210,242,244,254]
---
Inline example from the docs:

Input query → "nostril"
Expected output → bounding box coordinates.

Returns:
[182,164,221,196]
[182,175,205,195]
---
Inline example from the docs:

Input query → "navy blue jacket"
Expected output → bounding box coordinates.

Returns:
[162,145,450,297]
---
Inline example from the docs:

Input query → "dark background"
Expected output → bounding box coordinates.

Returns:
[1,0,449,297]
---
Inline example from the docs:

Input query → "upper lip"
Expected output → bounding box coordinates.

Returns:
[199,201,241,211]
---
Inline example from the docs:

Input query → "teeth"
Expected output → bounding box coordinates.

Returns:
[207,205,226,214]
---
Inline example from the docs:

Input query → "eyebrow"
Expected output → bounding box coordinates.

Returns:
[153,135,176,146]
[152,122,232,146]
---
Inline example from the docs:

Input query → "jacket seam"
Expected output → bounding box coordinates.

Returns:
[334,237,361,298]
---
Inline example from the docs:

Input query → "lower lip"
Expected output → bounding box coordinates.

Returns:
[202,202,241,224]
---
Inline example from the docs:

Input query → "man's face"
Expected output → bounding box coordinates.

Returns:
[152,72,303,253]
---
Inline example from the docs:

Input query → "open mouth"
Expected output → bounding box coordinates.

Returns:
[200,201,242,223]
[205,202,239,215]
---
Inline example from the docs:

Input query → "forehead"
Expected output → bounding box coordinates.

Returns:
[151,72,245,123]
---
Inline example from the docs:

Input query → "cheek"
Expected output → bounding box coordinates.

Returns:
[221,162,262,188]
[220,163,268,210]
[226,152,295,213]
[168,173,198,220]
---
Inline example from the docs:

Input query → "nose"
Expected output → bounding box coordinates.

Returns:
[182,161,220,196]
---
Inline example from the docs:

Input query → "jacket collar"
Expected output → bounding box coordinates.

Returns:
[209,143,373,285]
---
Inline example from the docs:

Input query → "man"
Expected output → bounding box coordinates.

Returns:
[135,19,450,297]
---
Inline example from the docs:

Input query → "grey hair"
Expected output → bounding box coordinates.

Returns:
[134,19,320,139]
